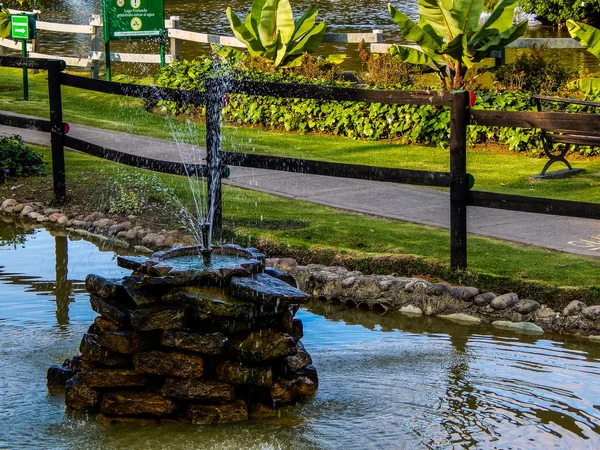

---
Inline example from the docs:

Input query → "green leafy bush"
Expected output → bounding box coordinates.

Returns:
[0,134,45,178]
[519,0,600,26]
[494,45,577,93]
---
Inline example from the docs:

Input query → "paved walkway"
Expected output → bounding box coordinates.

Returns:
[3,118,600,258]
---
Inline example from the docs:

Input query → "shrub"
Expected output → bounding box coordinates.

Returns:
[358,43,424,88]
[0,134,45,179]
[519,0,600,26]
[494,45,577,94]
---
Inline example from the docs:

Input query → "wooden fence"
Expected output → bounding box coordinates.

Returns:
[1,55,600,272]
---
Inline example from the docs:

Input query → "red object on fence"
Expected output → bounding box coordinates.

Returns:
[62,123,70,134]
[469,91,477,107]
[223,94,230,107]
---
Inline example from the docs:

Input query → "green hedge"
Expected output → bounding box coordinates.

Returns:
[155,59,600,155]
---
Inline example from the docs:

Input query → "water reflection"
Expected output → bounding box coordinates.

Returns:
[54,235,72,327]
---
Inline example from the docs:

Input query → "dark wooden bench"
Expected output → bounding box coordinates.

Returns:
[530,94,600,178]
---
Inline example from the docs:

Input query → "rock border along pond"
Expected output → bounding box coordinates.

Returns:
[2,197,600,342]
[47,245,317,424]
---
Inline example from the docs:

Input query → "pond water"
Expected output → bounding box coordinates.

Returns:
[3,0,598,73]
[2,217,600,449]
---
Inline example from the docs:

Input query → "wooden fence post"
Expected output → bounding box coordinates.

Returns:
[90,14,102,79]
[31,10,41,74]
[48,60,66,203]
[167,16,180,61]
[205,79,223,243]
[449,90,469,270]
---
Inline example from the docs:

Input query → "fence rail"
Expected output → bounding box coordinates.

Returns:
[2,55,599,272]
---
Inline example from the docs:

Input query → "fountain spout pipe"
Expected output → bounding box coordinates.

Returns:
[200,222,211,265]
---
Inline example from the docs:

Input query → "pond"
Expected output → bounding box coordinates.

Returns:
[2,217,600,449]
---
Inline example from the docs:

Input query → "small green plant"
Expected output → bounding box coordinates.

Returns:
[0,134,45,179]
[567,20,600,95]
[226,0,344,68]
[494,44,577,93]
[520,0,600,27]
[109,185,141,215]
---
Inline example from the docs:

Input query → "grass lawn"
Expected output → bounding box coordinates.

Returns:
[1,68,600,204]
[3,144,600,301]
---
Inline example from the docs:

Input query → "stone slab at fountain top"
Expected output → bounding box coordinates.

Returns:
[48,244,317,424]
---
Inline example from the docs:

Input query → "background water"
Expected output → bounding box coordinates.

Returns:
[2,216,600,449]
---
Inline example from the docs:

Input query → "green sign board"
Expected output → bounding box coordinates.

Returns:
[11,14,36,40]
[102,0,164,41]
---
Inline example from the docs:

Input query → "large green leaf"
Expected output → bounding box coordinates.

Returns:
[275,0,295,44]
[472,19,527,59]
[418,0,461,41]
[474,0,519,41]
[0,8,10,39]
[288,20,326,55]
[291,5,318,43]
[389,44,443,70]
[567,20,600,60]
[227,8,265,56]
[440,33,471,66]
[388,3,441,52]
[573,78,600,95]
[250,0,268,34]
[451,0,484,35]
[258,0,278,49]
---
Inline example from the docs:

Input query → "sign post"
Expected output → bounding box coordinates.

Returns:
[11,14,36,100]
[101,0,165,81]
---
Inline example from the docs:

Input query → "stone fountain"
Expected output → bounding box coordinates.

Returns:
[47,244,317,424]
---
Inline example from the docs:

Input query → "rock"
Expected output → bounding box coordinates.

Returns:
[79,334,131,367]
[283,341,313,373]
[65,374,100,410]
[47,364,74,387]
[450,286,479,300]
[161,378,235,402]
[97,414,158,426]
[228,273,309,307]
[94,218,116,229]
[290,319,304,341]
[1,199,17,210]
[161,330,226,355]
[563,300,587,317]
[513,300,541,315]
[28,212,42,220]
[86,275,129,301]
[108,221,132,236]
[248,403,278,419]
[473,292,496,306]
[129,305,186,331]
[80,368,147,388]
[92,316,120,332]
[164,287,262,320]
[57,215,69,225]
[36,215,49,223]
[264,267,297,287]
[589,336,600,343]
[271,374,317,405]
[399,305,423,315]
[89,295,130,326]
[216,361,272,387]
[187,400,248,425]
[142,233,166,248]
[272,258,298,272]
[95,330,143,354]
[229,329,297,363]
[133,351,204,378]
[582,305,600,321]
[47,212,63,223]
[438,313,482,324]
[490,293,519,310]
[12,203,24,213]
[535,305,559,319]
[492,321,544,334]
[101,391,177,416]
[20,205,34,217]
[425,283,450,296]
[121,274,163,307]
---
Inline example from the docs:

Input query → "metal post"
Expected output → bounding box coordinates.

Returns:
[205,79,223,242]
[159,36,166,68]
[104,40,112,81]
[48,60,66,203]
[21,40,29,101]
[449,90,469,271]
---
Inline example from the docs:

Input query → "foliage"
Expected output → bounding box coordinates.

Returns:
[0,7,10,38]
[109,185,141,215]
[519,0,600,26]
[494,44,577,93]
[566,20,600,95]
[358,43,424,87]
[0,134,45,178]
[226,0,344,68]
[387,0,527,89]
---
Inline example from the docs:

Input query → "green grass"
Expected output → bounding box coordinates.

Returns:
[7,144,600,297]
[2,68,600,203]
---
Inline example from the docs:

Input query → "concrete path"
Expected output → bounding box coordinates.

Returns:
[3,118,600,258]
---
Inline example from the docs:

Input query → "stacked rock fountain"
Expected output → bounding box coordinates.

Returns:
[47,245,317,424]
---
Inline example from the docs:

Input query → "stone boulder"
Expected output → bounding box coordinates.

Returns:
[133,351,204,378]
[101,391,177,416]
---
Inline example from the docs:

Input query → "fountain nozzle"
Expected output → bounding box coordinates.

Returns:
[200,222,212,265]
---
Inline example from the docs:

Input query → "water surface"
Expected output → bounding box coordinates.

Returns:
[2,217,600,449]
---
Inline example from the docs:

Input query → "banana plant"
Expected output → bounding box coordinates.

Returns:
[226,0,344,68]
[0,8,10,39]
[388,0,527,89]
[567,20,600,95]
